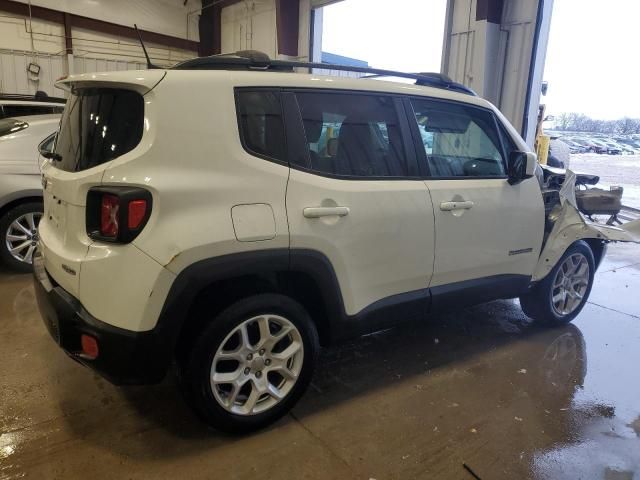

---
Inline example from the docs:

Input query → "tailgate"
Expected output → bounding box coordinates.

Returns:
[39,71,164,296]
[39,163,102,296]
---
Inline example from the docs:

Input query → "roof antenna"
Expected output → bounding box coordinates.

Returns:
[134,24,158,69]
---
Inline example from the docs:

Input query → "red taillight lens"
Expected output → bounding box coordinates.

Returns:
[88,188,151,243]
[100,194,120,237]
[127,199,147,230]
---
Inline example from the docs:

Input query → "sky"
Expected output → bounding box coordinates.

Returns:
[322,0,640,120]
[542,0,640,119]
[321,0,446,73]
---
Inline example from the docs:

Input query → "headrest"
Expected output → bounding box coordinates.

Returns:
[303,118,323,142]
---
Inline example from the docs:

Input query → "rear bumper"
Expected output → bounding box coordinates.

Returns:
[33,253,172,385]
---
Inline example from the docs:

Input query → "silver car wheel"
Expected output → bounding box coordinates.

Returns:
[210,314,304,416]
[551,253,590,316]
[5,212,42,265]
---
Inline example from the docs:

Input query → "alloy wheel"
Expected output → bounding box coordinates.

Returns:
[5,212,42,265]
[210,314,304,416]
[551,253,590,316]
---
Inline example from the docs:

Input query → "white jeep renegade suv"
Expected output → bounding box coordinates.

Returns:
[33,52,640,432]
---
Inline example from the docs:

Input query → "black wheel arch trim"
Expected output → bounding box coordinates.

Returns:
[156,249,533,354]
[155,248,350,351]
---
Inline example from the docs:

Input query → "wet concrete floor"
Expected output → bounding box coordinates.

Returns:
[1,243,639,479]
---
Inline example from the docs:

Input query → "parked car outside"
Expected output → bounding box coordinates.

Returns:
[588,138,615,154]
[602,140,623,155]
[568,137,604,153]
[560,138,588,154]
[0,114,59,272]
[33,55,640,433]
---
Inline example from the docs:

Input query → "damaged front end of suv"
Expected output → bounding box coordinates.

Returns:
[534,166,640,282]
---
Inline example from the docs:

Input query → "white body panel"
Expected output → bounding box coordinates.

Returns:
[107,73,291,274]
[0,115,60,170]
[287,171,435,316]
[0,114,59,208]
[425,176,544,286]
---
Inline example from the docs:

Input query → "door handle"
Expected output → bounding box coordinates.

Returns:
[303,206,350,218]
[440,200,474,211]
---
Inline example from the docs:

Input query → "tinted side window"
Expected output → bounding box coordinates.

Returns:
[497,120,518,156]
[236,90,286,163]
[411,99,506,178]
[39,133,56,153]
[296,92,408,177]
[2,105,53,117]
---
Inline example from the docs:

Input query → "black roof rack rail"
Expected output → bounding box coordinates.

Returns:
[173,50,476,96]
[0,91,66,103]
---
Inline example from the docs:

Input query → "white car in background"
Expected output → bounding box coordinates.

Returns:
[0,92,65,119]
[0,114,60,272]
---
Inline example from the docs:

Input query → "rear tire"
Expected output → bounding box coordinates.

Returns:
[520,241,595,326]
[0,202,43,273]
[180,293,319,433]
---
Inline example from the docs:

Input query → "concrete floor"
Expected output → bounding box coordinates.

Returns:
[1,244,639,480]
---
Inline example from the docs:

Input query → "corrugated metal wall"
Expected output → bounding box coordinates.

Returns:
[0,50,65,96]
[72,56,146,75]
[442,0,553,146]
[0,49,146,97]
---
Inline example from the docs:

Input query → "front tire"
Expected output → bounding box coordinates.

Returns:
[181,293,319,433]
[520,241,595,326]
[0,202,43,273]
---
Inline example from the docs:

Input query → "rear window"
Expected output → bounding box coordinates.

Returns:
[54,88,144,172]
[0,118,28,137]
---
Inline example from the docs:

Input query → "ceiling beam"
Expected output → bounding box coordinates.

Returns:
[276,0,300,57]
[0,0,199,52]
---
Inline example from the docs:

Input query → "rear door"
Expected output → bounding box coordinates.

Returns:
[284,89,435,320]
[406,97,544,300]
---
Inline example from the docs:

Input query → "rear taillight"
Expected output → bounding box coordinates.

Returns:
[127,200,148,230]
[87,187,152,243]
[100,194,120,237]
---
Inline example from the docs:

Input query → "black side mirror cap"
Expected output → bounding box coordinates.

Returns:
[507,151,535,185]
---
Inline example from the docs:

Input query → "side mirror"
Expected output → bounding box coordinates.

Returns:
[508,151,536,185]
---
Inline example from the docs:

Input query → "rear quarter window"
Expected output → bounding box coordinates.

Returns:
[54,88,144,172]
[236,90,287,163]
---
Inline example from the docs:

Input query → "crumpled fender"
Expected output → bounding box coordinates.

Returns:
[533,170,640,281]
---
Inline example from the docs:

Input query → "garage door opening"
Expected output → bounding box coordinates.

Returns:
[542,0,640,211]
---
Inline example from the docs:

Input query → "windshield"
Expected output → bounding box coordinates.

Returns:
[54,88,144,172]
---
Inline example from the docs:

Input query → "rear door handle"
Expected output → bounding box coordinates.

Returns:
[440,200,474,211]
[303,206,350,218]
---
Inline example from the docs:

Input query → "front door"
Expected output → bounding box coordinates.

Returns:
[407,97,544,294]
